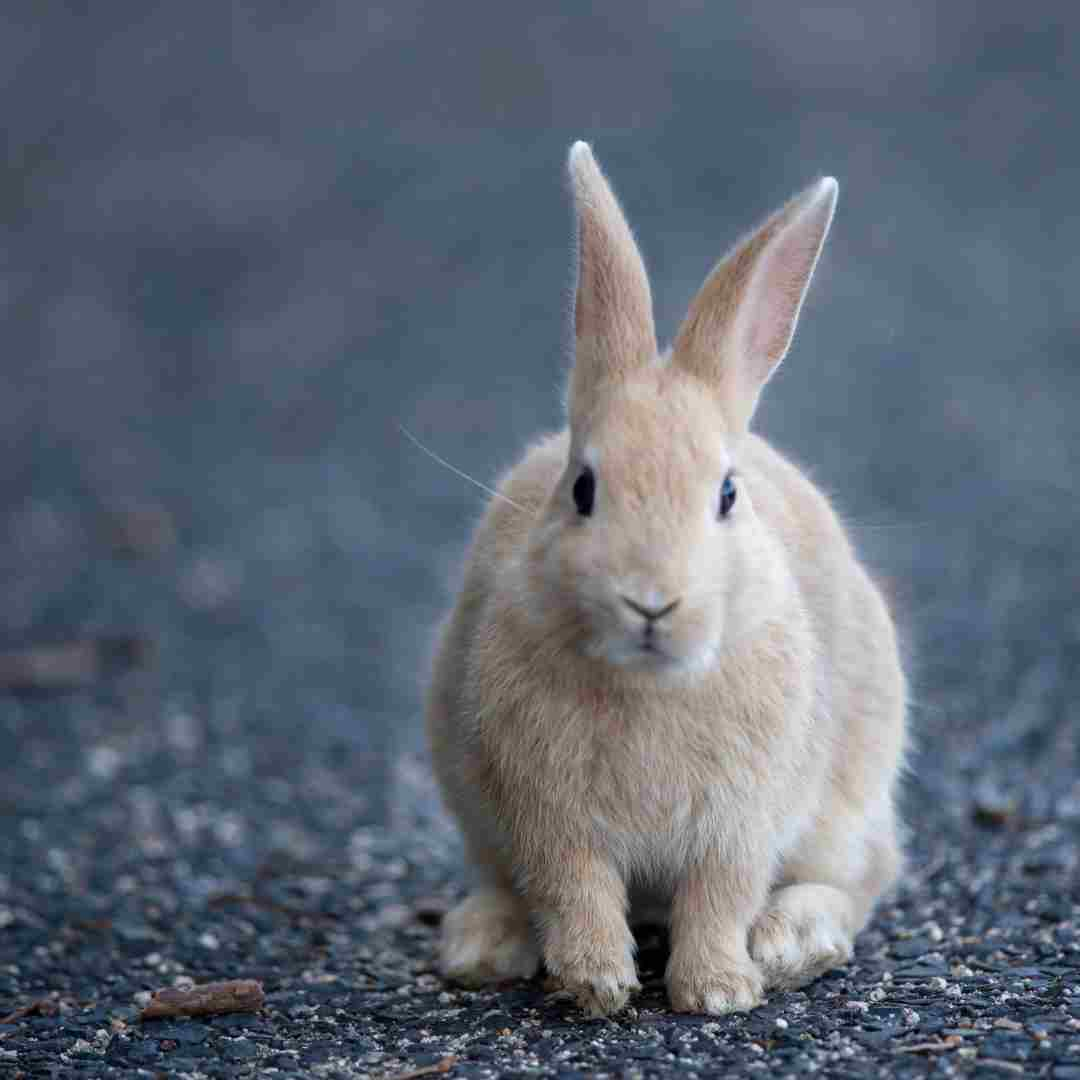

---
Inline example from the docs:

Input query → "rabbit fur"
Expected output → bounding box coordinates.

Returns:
[426,142,906,1017]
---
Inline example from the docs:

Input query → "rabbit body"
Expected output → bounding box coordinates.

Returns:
[427,145,905,1016]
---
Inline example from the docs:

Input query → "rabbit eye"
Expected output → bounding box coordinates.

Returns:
[573,466,595,517]
[719,472,737,518]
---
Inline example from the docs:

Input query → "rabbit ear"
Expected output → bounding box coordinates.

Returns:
[672,177,838,432]
[567,142,657,423]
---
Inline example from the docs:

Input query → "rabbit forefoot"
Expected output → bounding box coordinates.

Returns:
[542,918,640,1017]
[666,949,764,1015]
[748,883,855,990]
[440,888,540,986]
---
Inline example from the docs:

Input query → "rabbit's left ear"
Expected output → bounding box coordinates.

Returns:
[673,177,838,432]
[567,142,657,426]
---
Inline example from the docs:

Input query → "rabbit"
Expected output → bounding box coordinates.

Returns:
[426,141,906,1017]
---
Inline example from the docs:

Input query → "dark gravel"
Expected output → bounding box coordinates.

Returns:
[2,677,1078,1078]
[4,1,1080,1077]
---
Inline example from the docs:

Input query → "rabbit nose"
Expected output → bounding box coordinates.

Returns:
[621,596,681,623]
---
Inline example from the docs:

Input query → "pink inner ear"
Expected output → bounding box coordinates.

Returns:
[670,178,836,435]
[735,208,833,389]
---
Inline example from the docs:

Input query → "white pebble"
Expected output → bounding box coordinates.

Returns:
[774,1017,789,1029]
[88,745,123,781]
[198,931,220,949]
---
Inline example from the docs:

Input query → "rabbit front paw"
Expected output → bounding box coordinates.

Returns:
[544,931,639,1017]
[440,889,540,986]
[549,958,641,1017]
[749,884,854,990]
[666,953,763,1015]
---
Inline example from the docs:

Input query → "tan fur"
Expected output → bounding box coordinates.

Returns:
[427,143,906,1016]
[566,142,657,429]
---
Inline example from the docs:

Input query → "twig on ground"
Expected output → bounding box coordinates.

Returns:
[102,504,176,558]
[893,1034,963,1053]
[0,998,60,1025]
[139,979,265,1020]
[207,890,336,923]
[0,637,152,690]
[385,1056,458,1080]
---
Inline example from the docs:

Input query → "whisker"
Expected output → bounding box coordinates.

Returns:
[848,520,936,533]
[398,425,530,514]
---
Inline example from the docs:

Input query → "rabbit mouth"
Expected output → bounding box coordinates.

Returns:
[631,639,666,665]
[593,632,682,672]
[576,592,713,674]
[636,630,674,661]
[588,619,720,678]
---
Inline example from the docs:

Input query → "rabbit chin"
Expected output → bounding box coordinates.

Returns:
[586,631,720,680]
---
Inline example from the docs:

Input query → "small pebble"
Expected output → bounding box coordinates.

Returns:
[972,780,1017,826]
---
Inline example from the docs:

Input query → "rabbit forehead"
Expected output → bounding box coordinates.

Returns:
[580,371,733,481]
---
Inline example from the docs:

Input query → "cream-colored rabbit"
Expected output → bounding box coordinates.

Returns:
[427,142,906,1017]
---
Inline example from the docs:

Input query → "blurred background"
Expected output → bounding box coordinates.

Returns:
[2,1,1077,827]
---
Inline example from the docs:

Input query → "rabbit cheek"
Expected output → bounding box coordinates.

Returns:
[530,525,597,629]
[543,533,622,653]
[668,611,724,677]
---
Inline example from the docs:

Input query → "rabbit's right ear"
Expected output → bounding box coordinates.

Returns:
[567,142,657,426]
[672,177,838,433]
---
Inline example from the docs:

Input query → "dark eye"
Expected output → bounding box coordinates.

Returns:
[719,473,737,518]
[573,466,595,517]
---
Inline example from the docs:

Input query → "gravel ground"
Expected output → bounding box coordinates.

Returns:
[4,3,1080,1077]
[2,675,1078,1079]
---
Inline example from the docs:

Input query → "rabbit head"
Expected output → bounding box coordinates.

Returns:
[523,143,838,676]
